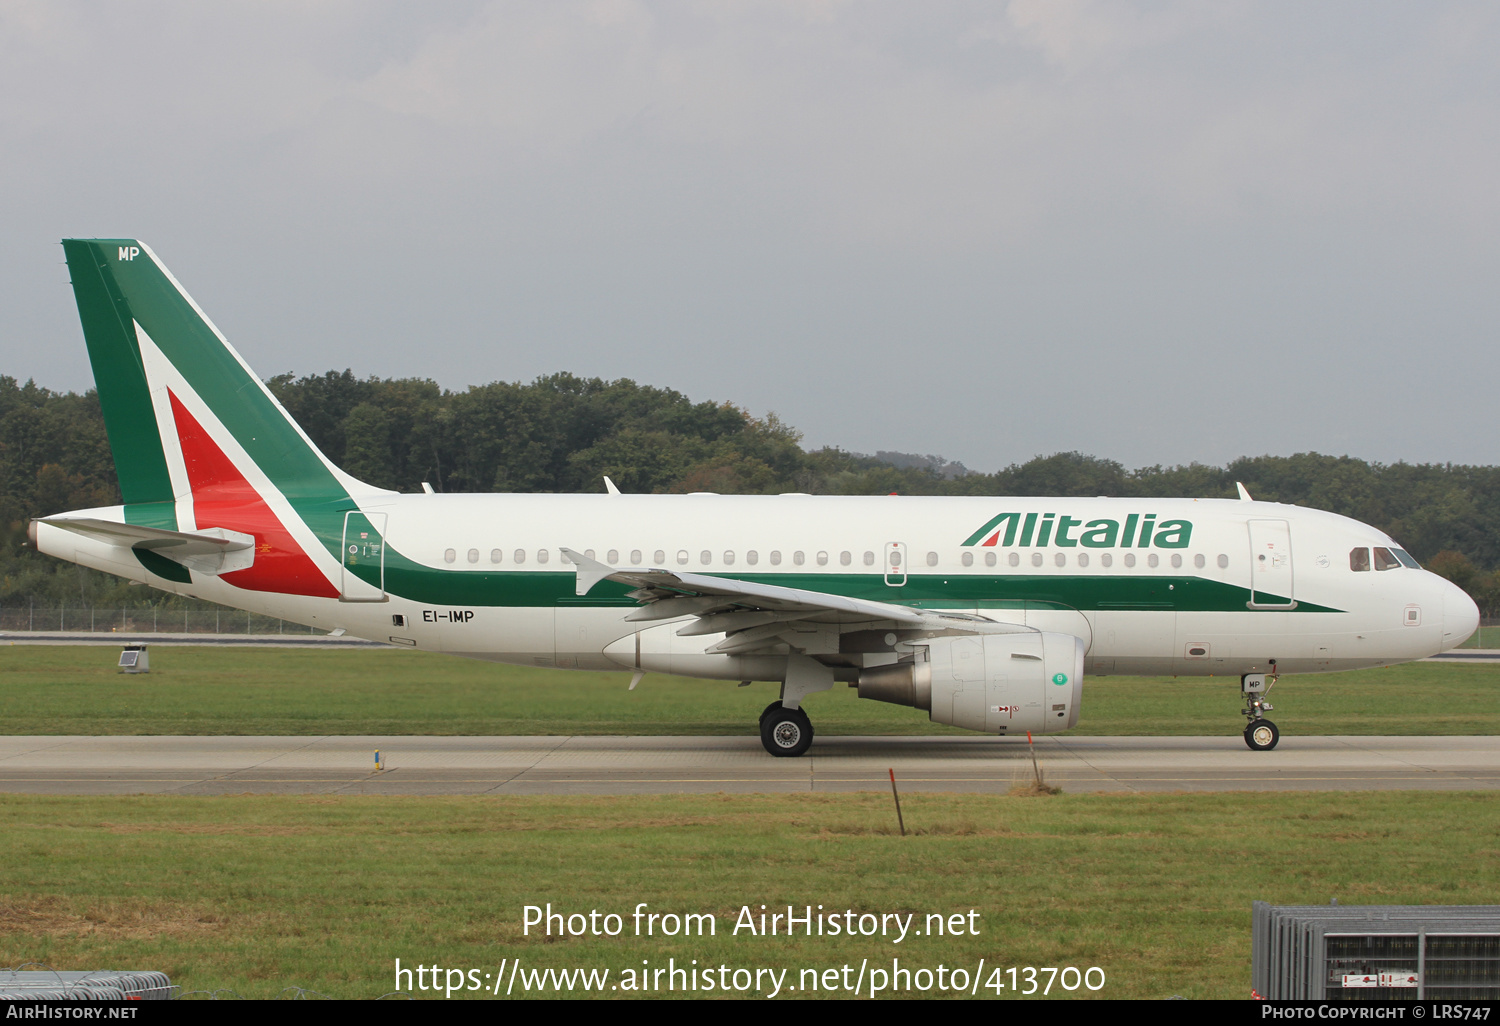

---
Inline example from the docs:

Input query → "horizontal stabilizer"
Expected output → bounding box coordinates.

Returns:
[41,517,255,576]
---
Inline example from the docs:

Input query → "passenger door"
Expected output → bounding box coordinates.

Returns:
[340,510,387,602]
[1247,519,1295,608]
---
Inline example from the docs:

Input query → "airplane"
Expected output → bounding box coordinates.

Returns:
[29,239,1481,756]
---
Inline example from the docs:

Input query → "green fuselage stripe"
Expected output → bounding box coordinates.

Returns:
[347,559,1335,613]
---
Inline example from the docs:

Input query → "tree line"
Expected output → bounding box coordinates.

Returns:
[4,370,1499,615]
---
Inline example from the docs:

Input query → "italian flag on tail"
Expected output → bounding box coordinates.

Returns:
[61,239,391,597]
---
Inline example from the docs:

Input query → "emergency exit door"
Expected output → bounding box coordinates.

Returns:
[884,542,907,586]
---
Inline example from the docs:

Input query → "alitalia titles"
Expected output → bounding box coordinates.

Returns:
[962,512,1193,549]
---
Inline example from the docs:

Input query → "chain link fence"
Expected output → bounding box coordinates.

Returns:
[1457,621,1500,648]
[0,607,322,635]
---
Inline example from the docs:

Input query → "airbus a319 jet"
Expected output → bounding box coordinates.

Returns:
[30,240,1480,756]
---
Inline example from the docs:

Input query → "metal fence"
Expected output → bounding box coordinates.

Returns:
[1253,902,1500,1000]
[0,607,321,635]
[1456,621,1500,649]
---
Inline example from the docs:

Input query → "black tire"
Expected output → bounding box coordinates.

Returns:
[760,706,814,757]
[759,701,785,725]
[1244,720,1279,751]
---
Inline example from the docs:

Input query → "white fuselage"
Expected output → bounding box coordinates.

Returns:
[39,493,1479,681]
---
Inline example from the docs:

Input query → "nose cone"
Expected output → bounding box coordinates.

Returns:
[1441,580,1481,651]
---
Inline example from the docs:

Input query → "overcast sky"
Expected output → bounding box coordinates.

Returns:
[3,1,1498,473]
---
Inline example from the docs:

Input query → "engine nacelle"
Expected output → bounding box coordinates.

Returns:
[857,632,1084,734]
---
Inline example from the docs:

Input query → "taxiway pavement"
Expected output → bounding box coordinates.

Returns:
[1,734,1497,795]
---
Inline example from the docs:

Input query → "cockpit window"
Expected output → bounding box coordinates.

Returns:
[1349,547,1370,572]
[1373,547,1401,571]
[1393,549,1421,569]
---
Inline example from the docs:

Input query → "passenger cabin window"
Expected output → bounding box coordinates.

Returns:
[1350,548,1371,572]
[961,551,974,567]
[1194,554,1205,569]
[490,549,503,564]
[1031,552,1043,567]
[1100,553,1112,567]
[724,551,735,565]
[653,550,665,564]
[444,548,456,564]
[1124,553,1136,568]
[700,550,712,565]
[467,549,479,564]
[1170,554,1182,569]
[926,551,938,567]
[840,551,852,566]
[817,551,829,566]
[677,550,689,565]
[1008,552,1020,567]
[1054,552,1066,567]
[770,551,782,565]
[1077,553,1089,568]
[747,550,759,565]
[607,549,619,564]
[1374,547,1402,571]
[513,549,526,564]
[1217,553,1229,569]
[793,551,805,566]
[985,552,997,567]
[1147,553,1159,568]
[863,551,875,566]
[630,550,641,564]
[537,549,549,564]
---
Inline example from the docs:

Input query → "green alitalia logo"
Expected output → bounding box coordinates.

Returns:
[962,512,1192,549]
[1052,673,1069,686]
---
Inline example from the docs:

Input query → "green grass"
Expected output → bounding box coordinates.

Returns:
[1,791,1496,999]
[1457,625,1500,648]
[1,646,1497,736]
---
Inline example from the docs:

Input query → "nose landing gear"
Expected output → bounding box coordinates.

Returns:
[1241,672,1279,750]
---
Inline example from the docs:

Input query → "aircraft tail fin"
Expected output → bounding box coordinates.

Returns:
[62,239,385,518]
[60,239,386,596]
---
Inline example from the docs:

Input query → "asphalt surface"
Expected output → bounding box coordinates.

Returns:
[1,734,1498,795]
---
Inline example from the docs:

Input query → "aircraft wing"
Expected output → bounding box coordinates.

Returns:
[561,547,927,627]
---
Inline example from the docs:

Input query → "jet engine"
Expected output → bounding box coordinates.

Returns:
[856,631,1084,733]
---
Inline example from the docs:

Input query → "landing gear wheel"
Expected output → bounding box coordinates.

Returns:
[758,701,785,725]
[760,706,814,757]
[1244,720,1279,751]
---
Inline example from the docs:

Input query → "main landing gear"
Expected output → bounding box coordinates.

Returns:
[759,701,814,758]
[1241,672,1279,751]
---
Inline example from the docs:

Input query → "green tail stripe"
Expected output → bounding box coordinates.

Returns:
[62,241,177,529]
